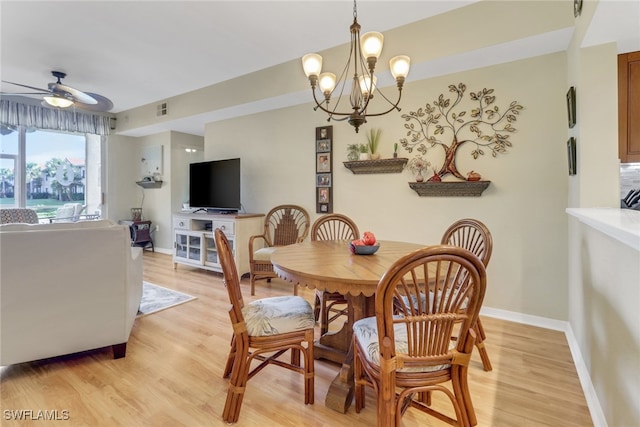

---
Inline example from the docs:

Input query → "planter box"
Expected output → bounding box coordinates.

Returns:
[409,180,490,197]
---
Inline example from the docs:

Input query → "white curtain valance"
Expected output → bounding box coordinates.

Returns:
[0,99,112,136]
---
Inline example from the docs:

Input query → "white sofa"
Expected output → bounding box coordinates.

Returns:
[0,220,143,366]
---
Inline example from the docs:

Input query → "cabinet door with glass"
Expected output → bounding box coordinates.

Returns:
[202,232,235,269]
[174,230,204,266]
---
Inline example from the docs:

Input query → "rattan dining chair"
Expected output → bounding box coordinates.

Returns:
[441,218,493,371]
[353,245,487,427]
[248,204,310,296]
[215,228,315,424]
[311,213,359,334]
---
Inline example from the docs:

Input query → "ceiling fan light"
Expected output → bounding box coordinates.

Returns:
[43,96,73,108]
[361,32,384,59]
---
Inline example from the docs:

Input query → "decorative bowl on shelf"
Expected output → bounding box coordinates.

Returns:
[349,243,380,255]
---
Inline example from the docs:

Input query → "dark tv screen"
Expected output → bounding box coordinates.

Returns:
[189,158,241,212]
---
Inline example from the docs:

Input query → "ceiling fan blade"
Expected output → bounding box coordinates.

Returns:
[74,92,113,112]
[49,83,97,105]
[1,91,50,96]
[2,80,52,93]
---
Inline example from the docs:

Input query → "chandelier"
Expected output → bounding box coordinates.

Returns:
[301,0,410,133]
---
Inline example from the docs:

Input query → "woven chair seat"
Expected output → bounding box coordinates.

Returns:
[252,247,276,261]
[243,296,315,336]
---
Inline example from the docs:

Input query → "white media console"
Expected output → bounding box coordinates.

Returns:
[172,212,264,276]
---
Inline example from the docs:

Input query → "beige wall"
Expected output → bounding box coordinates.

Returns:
[106,131,203,251]
[205,52,569,321]
[564,1,637,425]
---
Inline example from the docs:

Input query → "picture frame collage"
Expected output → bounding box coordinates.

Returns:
[315,126,333,213]
[566,86,577,175]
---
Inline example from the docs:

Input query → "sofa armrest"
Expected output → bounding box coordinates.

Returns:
[125,247,144,335]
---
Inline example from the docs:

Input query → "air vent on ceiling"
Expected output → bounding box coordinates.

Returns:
[156,102,168,116]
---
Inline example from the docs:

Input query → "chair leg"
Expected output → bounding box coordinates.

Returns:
[222,342,250,424]
[291,348,301,367]
[320,296,330,335]
[451,365,476,427]
[250,273,256,296]
[223,335,236,379]
[304,329,315,404]
[313,292,321,322]
[474,318,492,371]
[376,370,396,427]
[354,341,366,413]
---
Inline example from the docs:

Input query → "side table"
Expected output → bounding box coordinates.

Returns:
[119,220,154,252]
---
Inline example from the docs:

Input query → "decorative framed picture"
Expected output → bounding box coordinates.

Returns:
[315,125,333,213]
[316,152,331,173]
[566,86,576,128]
[316,187,332,213]
[316,173,331,187]
[316,126,332,141]
[316,139,331,153]
[567,137,577,175]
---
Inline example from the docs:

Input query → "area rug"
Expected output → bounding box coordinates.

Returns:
[137,282,196,317]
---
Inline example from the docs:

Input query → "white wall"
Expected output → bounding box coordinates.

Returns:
[205,52,569,321]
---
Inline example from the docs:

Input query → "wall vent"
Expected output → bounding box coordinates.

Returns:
[156,102,168,116]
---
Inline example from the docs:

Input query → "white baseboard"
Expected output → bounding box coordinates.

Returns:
[481,307,608,427]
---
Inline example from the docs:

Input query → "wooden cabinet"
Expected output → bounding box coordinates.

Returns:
[172,212,263,276]
[618,51,640,163]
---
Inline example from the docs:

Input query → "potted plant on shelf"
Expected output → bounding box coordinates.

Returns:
[346,144,360,161]
[393,142,399,158]
[358,144,370,160]
[366,128,382,160]
[406,156,430,182]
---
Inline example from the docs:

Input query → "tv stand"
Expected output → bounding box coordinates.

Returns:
[206,208,238,215]
[172,212,264,276]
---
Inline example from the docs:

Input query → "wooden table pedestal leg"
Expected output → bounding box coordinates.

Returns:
[324,293,374,413]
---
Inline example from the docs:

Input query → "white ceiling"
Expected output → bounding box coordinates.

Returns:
[1,1,638,137]
[0,1,477,111]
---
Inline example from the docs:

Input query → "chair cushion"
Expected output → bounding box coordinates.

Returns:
[243,296,315,336]
[353,316,451,372]
[253,247,276,261]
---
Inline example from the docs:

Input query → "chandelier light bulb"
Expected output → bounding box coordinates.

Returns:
[390,55,411,79]
[359,75,377,97]
[360,32,384,59]
[302,54,323,78]
[318,72,337,95]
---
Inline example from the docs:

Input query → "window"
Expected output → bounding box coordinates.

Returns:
[0,126,102,221]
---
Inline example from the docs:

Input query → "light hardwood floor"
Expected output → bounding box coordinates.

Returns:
[1,252,593,426]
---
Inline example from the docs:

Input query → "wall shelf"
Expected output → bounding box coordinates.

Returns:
[409,180,491,197]
[343,157,408,174]
[136,180,163,189]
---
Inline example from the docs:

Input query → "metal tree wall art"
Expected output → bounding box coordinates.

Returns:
[400,83,524,181]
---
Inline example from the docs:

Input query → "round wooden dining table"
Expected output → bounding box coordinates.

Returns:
[271,239,426,413]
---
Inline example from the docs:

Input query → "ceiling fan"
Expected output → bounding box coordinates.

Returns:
[1,70,113,112]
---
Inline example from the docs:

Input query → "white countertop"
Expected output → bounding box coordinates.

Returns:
[566,207,640,251]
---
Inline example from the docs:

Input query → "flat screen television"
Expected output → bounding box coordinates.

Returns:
[189,158,241,213]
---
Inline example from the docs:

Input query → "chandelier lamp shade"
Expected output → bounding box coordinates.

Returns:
[301,0,410,132]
